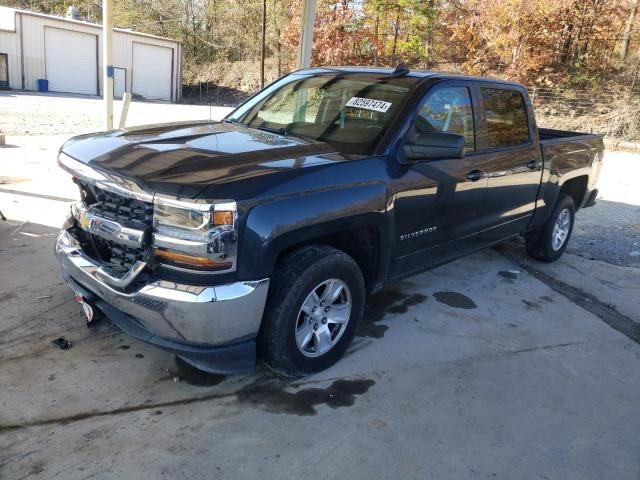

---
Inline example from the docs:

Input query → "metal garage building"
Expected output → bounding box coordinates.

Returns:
[0,6,182,102]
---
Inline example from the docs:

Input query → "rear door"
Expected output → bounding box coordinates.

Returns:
[475,85,542,244]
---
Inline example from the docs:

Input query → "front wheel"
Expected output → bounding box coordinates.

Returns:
[258,245,365,376]
[526,193,575,262]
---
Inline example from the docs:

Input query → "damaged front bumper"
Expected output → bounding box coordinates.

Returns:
[55,229,269,373]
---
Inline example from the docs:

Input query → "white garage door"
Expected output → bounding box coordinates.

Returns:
[132,43,172,101]
[45,28,97,95]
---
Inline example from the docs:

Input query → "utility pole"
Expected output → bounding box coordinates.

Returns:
[373,13,379,66]
[260,0,266,88]
[297,0,316,69]
[103,0,114,129]
[620,0,639,61]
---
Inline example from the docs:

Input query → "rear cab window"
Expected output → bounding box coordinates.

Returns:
[479,87,530,149]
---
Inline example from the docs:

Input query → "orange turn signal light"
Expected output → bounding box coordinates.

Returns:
[213,210,234,226]
[153,248,232,270]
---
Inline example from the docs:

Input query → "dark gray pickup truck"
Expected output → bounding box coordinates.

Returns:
[55,66,603,376]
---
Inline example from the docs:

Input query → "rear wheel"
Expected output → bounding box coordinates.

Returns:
[526,193,575,262]
[259,245,365,377]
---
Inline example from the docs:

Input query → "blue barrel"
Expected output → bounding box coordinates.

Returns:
[37,79,49,92]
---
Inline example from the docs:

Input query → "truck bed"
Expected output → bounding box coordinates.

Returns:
[538,128,603,159]
[537,127,603,209]
[538,127,599,144]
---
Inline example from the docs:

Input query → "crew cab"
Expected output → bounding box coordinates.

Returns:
[55,66,603,376]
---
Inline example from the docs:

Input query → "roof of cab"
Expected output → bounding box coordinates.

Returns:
[294,66,525,88]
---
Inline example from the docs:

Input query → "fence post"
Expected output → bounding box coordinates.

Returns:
[118,92,132,129]
[531,86,537,105]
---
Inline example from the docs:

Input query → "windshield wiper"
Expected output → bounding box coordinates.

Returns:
[254,125,288,136]
[253,125,319,143]
[223,118,247,127]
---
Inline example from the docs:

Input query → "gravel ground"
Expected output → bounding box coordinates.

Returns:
[568,151,640,268]
[0,91,233,136]
[570,200,640,268]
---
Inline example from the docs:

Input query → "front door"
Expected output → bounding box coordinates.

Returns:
[390,84,490,278]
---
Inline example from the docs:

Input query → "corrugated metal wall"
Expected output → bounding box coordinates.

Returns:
[0,7,181,101]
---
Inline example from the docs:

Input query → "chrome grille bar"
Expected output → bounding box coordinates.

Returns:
[71,202,146,248]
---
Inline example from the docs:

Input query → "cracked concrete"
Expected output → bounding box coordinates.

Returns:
[498,242,640,343]
[1,217,640,479]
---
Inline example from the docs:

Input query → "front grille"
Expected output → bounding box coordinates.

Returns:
[94,237,147,274]
[75,180,155,276]
[92,187,153,230]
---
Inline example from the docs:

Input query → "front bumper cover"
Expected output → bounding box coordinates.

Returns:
[55,230,269,373]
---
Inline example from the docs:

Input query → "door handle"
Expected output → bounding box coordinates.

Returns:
[465,169,484,182]
[527,159,541,170]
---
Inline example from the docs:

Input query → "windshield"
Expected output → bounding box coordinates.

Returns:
[229,72,421,155]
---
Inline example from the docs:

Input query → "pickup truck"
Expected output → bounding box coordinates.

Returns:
[55,66,603,376]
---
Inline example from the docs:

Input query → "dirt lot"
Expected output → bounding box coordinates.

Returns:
[0,91,230,136]
[1,93,639,480]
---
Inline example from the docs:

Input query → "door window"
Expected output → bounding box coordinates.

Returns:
[416,87,475,151]
[0,54,8,88]
[480,88,529,148]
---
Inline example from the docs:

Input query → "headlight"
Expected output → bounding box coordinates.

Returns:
[152,196,237,272]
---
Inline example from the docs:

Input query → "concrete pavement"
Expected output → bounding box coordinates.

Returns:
[1,216,639,479]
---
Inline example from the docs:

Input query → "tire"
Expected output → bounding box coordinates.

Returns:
[258,245,365,377]
[526,193,575,263]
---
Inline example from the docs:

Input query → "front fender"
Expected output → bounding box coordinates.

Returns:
[238,183,389,279]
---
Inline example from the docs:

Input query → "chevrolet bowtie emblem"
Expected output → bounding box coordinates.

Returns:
[78,209,91,230]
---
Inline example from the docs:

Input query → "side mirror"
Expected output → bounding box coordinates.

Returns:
[403,132,465,161]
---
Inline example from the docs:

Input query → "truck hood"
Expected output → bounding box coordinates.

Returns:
[61,121,343,199]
